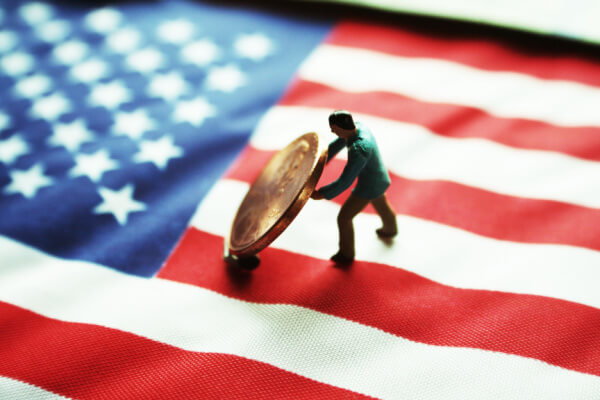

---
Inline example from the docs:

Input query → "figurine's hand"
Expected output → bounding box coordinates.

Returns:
[311,190,325,200]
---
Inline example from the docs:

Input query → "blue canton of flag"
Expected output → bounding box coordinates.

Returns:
[0,0,329,276]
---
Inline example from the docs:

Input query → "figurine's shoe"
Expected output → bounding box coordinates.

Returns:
[376,228,397,238]
[330,252,354,265]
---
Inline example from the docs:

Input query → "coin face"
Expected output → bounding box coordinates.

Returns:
[229,132,326,257]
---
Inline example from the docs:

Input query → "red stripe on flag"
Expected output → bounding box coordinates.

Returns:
[329,22,600,87]
[226,146,600,252]
[160,229,600,377]
[0,302,371,400]
[280,80,600,161]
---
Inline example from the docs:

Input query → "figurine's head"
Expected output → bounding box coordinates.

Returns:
[329,110,356,138]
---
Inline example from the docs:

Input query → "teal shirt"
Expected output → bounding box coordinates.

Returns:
[319,122,391,200]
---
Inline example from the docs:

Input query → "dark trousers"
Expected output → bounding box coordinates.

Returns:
[337,193,397,258]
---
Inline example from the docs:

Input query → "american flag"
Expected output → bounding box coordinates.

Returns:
[1,1,600,399]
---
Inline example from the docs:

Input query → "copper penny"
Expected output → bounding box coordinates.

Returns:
[229,132,327,257]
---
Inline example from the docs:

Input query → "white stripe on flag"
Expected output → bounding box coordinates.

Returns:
[300,44,600,128]
[1,236,599,400]
[252,106,600,208]
[0,375,70,400]
[192,179,600,309]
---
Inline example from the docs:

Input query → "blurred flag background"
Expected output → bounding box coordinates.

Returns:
[303,0,600,44]
[1,0,600,399]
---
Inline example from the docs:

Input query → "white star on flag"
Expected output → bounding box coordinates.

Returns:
[205,64,246,92]
[30,92,71,121]
[85,8,122,34]
[48,120,94,152]
[0,111,11,131]
[126,48,164,73]
[113,109,155,140]
[89,81,132,110]
[19,2,53,25]
[53,40,88,65]
[36,20,71,43]
[234,33,273,61]
[93,184,146,225]
[14,74,52,98]
[173,97,216,127]
[71,59,109,83]
[148,72,188,101]
[4,164,53,198]
[106,27,141,54]
[0,31,18,53]
[0,135,28,164]
[181,39,220,66]
[133,135,183,170]
[157,19,195,44]
[69,149,119,182]
[1,52,34,76]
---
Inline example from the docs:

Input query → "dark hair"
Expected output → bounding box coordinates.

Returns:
[328,110,356,130]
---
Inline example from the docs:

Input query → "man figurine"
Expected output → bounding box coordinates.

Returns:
[311,110,398,265]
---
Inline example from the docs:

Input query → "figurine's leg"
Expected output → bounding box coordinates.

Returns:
[371,194,398,238]
[335,194,370,262]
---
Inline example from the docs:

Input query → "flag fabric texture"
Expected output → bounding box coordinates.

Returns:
[2,1,600,399]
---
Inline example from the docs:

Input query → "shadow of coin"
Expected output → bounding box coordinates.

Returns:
[224,257,253,288]
[224,254,260,289]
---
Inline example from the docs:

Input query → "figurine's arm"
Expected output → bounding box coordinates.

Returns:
[326,137,346,163]
[318,144,369,200]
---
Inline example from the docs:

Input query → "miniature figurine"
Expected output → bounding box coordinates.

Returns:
[311,110,397,265]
